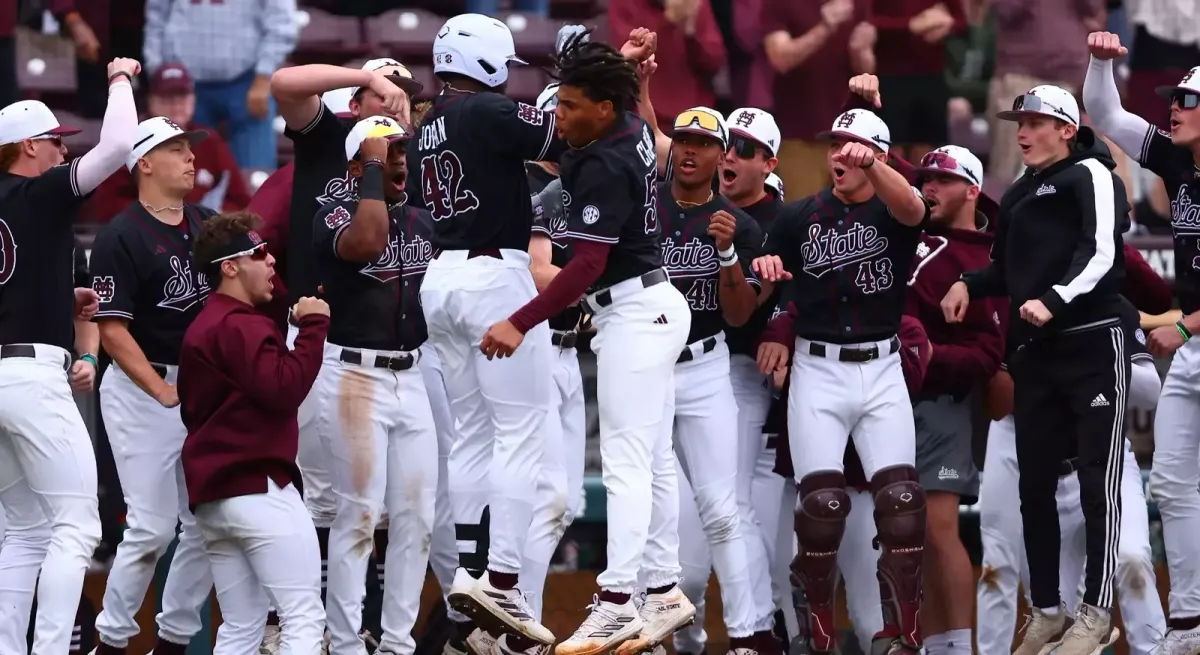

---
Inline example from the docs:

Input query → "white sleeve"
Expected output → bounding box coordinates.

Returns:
[1082,57,1155,163]
[1128,358,1162,410]
[73,80,139,195]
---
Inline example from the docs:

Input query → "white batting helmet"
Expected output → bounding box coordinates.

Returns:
[433,14,526,89]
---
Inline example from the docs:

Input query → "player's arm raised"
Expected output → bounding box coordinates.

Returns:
[1082,32,1153,162]
[711,209,760,326]
[840,143,927,226]
[330,139,391,262]
[70,59,140,196]
[271,65,406,132]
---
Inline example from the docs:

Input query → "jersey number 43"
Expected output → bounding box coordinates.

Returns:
[420,151,480,222]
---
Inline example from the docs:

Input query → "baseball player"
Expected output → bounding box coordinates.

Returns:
[942,84,1131,655]
[0,57,139,654]
[479,33,695,655]
[651,106,775,655]
[180,212,328,654]
[87,116,228,655]
[752,106,930,654]
[310,116,438,655]
[1083,32,1200,649]
[410,14,567,645]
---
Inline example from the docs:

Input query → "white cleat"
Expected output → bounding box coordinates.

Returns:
[448,568,556,645]
[467,628,501,655]
[497,634,552,655]
[615,586,697,655]
[259,624,282,654]
[555,596,644,655]
[1157,626,1200,655]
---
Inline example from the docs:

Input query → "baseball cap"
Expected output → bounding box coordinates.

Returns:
[726,107,781,157]
[996,85,1080,126]
[536,83,560,112]
[765,172,784,201]
[0,100,80,146]
[1155,66,1200,108]
[673,107,729,149]
[916,145,983,186]
[126,116,209,171]
[344,115,410,161]
[354,58,424,99]
[149,63,194,96]
[816,109,891,154]
[323,87,355,118]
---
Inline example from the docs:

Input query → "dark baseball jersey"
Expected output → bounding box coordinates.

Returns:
[285,103,355,302]
[725,193,785,356]
[658,184,763,343]
[1132,126,1200,313]
[407,92,567,252]
[0,162,89,351]
[90,203,216,365]
[531,177,582,331]
[526,162,557,195]
[764,187,928,344]
[560,112,664,289]
[313,200,432,351]
[74,237,90,289]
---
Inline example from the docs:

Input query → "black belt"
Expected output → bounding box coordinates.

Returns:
[677,336,718,363]
[0,344,70,370]
[583,269,669,313]
[552,331,577,349]
[340,349,414,371]
[766,434,779,450]
[1059,457,1078,477]
[434,248,502,260]
[807,336,900,363]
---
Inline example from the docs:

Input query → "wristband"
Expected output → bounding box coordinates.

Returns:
[359,162,386,202]
[861,157,874,169]
[108,71,133,85]
[1177,321,1192,341]
[79,353,98,367]
[717,245,736,260]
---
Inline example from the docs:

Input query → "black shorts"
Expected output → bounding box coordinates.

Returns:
[877,74,949,146]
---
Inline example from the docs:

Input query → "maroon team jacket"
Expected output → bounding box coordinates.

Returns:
[178,292,328,507]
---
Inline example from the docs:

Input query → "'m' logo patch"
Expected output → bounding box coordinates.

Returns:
[92,276,115,303]
[325,206,352,230]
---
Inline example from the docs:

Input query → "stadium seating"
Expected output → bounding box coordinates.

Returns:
[16,30,75,97]
[365,9,444,61]
[293,6,368,61]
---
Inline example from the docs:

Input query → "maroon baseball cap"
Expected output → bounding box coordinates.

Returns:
[150,63,195,96]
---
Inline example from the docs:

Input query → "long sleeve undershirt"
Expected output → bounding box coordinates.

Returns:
[509,239,611,334]
[75,80,139,195]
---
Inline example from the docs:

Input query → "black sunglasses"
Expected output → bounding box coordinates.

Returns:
[727,136,765,159]
[1171,91,1200,110]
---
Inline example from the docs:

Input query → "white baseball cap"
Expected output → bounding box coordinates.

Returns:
[817,109,891,154]
[672,107,729,149]
[997,85,1080,126]
[344,115,410,161]
[1156,66,1200,104]
[126,116,208,171]
[916,145,983,186]
[323,87,355,117]
[765,172,784,201]
[726,107,780,157]
[536,83,560,112]
[353,58,424,99]
[0,100,80,147]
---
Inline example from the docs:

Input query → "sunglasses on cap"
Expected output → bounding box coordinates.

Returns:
[921,151,979,185]
[674,109,722,134]
[212,243,269,264]
[727,136,766,159]
[1170,90,1200,110]
[1011,94,1075,122]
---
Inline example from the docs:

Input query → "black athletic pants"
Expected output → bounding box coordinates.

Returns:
[1010,323,1129,611]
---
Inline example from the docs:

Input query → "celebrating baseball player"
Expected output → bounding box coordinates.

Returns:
[942,82,1131,654]
[1082,30,1200,650]
[88,116,228,655]
[309,116,439,655]
[0,56,140,655]
[752,103,930,654]
[480,31,697,655]
[180,212,328,653]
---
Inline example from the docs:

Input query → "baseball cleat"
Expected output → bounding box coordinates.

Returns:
[258,624,282,654]
[448,568,555,645]
[467,628,501,655]
[614,586,696,655]
[555,595,644,655]
[1156,625,1200,654]
[497,634,552,655]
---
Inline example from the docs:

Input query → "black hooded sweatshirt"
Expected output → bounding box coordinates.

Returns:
[961,127,1130,348]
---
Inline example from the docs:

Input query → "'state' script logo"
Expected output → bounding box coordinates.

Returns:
[800,222,888,278]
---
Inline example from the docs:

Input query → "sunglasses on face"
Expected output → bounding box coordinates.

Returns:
[31,135,63,148]
[921,151,979,184]
[1171,91,1200,110]
[727,136,763,159]
[1012,94,1075,122]
[213,243,270,264]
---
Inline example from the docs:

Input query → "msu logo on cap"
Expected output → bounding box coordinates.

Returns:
[836,112,856,129]
[248,231,263,245]
[734,111,755,128]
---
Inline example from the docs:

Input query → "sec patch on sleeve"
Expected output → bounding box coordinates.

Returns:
[582,205,600,225]
[93,276,115,303]
[516,103,544,126]
[325,205,352,230]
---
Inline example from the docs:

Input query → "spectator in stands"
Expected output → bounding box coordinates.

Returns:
[985,0,1105,184]
[871,1,965,163]
[143,0,298,171]
[467,0,549,17]
[611,0,727,134]
[49,0,145,120]
[762,0,873,201]
[84,63,251,223]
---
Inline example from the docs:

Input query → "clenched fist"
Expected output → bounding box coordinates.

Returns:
[831,141,878,169]
[848,73,882,109]
[293,296,330,320]
[108,58,141,80]
[1087,31,1128,60]
[707,210,737,251]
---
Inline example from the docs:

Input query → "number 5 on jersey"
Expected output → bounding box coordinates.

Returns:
[421,151,480,221]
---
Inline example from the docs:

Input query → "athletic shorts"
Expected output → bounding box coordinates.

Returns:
[914,395,979,502]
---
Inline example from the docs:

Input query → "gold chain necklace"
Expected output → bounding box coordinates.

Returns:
[676,191,713,208]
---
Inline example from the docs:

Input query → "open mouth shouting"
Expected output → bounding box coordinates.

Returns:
[833,166,847,180]
[678,157,698,175]
[721,168,738,185]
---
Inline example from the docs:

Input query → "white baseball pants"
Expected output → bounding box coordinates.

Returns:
[418,344,462,608]
[195,479,325,654]
[552,341,587,528]
[672,339,773,639]
[976,416,1165,655]
[0,345,101,654]
[96,363,216,649]
[287,323,337,529]
[0,458,48,653]
[589,278,690,593]
[315,342,438,655]
[1151,338,1200,619]
[421,250,552,576]
[787,338,916,480]
[837,488,885,651]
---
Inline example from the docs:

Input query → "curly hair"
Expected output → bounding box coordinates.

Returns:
[194,210,263,277]
[551,30,640,114]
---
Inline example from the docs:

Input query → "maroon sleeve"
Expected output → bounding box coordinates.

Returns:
[213,136,252,211]
[84,172,137,223]
[759,302,798,350]
[248,165,293,255]
[922,297,1004,392]
[509,240,610,334]
[219,311,328,413]
[1122,242,1173,315]
[898,315,930,399]
[760,0,794,35]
